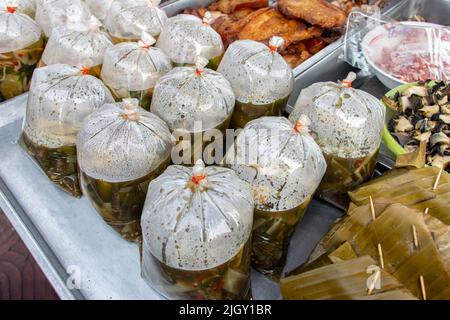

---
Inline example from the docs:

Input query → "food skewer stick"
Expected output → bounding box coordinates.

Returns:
[377,243,385,269]
[367,269,380,295]
[432,167,443,190]
[424,208,429,215]
[412,225,419,249]
[369,196,376,221]
[419,275,427,300]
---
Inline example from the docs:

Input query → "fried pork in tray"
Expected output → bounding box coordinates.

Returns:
[184,0,386,68]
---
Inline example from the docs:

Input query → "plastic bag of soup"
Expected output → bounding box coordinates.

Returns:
[141,160,254,300]
[104,0,168,44]
[0,5,44,100]
[226,116,326,279]
[35,0,93,38]
[217,36,294,128]
[101,33,172,111]
[156,13,224,70]
[0,0,35,17]
[39,15,113,77]
[20,64,114,197]
[77,99,173,242]
[289,72,385,205]
[83,0,113,22]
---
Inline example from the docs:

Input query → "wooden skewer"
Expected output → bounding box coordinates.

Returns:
[432,167,443,190]
[369,196,376,221]
[419,275,427,300]
[424,207,429,215]
[377,243,385,269]
[412,225,419,248]
[367,269,380,295]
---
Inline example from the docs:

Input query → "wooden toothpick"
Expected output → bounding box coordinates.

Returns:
[419,275,427,300]
[424,207,429,215]
[367,269,380,295]
[377,243,385,269]
[412,225,419,248]
[432,168,443,190]
[369,196,376,221]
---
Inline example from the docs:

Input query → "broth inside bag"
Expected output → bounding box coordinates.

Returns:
[217,36,294,128]
[150,58,234,164]
[0,0,35,18]
[20,64,114,197]
[104,0,168,44]
[77,99,173,242]
[83,0,113,22]
[101,33,172,111]
[141,160,254,299]
[289,73,385,206]
[0,6,44,100]
[39,15,113,77]
[156,13,224,70]
[227,116,327,280]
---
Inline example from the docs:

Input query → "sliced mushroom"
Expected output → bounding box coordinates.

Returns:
[403,86,429,97]
[439,114,450,124]
[438,95,448,106]
[418,104,440,118]
[381,95,398,111]
[413,130,432,142]
[414,118,436,132]
[441,104,450,114]
[427,154,450,169]
[391,132,412,146]
[394,116,414,132]
[429,132,450,147]
[399,96,412,112]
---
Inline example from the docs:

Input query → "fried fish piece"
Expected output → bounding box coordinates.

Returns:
[209,0,268,14]
[283,51,312,68]
[277,0,347,29]
[238,8,323,46]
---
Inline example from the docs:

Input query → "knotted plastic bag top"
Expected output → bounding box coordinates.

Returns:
[141,160,254,270]
[0,0,35,17]
[217,36,294,105]
[150,57,234,132]
[228,116,326,212]
[104,0,167,41]
[83,0,113,21]
[101,33,172,94]
[35,0,93,37]
[289,73,385,158]
[77,98,173,183]
[0,5,41,53]
[23,64,114,148]
[156,13,224,65]
[41,15,113,67]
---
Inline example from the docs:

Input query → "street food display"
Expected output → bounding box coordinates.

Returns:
[20,64,113,197]
[0,5,43,100]
[156,13,224,70]
[101,33,172,110]
[228,116,326,279]
[39,16,113,77]
[77,99,172,241]
[289,73,385,204]
[104,0,168,43]
[141,160,254,299]
[217,36,294,128]
[0,0,36,17]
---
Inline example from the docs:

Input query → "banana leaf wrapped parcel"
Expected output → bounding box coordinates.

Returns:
[0,5,44,100]
[289,73,385,204]
[217,36,294,129]
[104,0,167,44]
[141,160,254,300]
[0,0,35,17]
[227,116,326,279]
[20,64,113,197]
[77,99,173,242]
[156,13,224,70]
[39,15,113,77]
[101,33,172,111]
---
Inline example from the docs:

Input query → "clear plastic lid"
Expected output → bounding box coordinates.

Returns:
[156,13,224,65]
[77,98,173,183]
[35,0,93,37]
[104,0,168,41]
[141,159,254,271]
[23,64,114,148]
[0,5,41,53]
[82,0,112,21]
[101,33,172,94]
[289,73,385,158]
[150,57,235,132]
[217,37,294,105]
[41,15,113,67]
[0,0,36,17]
[228,116,327,211]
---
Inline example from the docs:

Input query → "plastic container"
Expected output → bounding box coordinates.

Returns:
[77,99,173,241]
[141,160,254,300]
[227,116,326,279]
[101,33,172,111]
[20,64,114,197]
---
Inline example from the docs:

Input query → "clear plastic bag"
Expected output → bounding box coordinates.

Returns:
[77,98,173,242]
[342,11,450,88]
[20,64,114,197]
[0,0,36,17]
[217,36,294,128]
[226,116,326,279]
[82,0,113,21]
[35,0,93,38]
[141,160,254,300]
[101,33,172,111]
[156,13,224,70]
[289,72,385,203]
[40,15,113,77]
[104,0,168,43]
[0,6,43,100]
